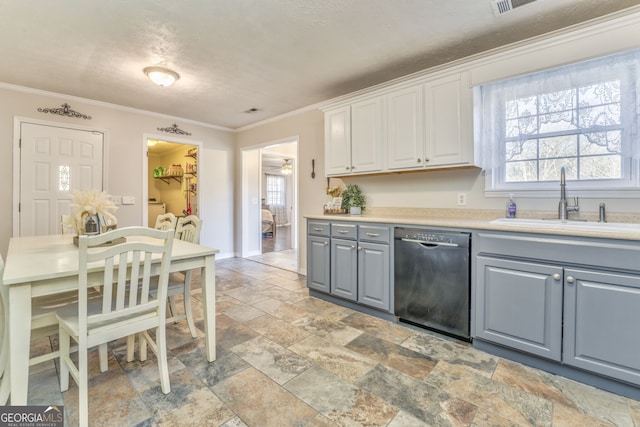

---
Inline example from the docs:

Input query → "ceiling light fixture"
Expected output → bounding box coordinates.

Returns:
[143,66,180,87]
[281,159,293,176]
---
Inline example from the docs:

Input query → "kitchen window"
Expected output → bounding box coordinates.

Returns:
[478,49,640,196]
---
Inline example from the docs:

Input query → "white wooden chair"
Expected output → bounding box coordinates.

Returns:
[57,226,174,427]
[151,215,203,338]
[0,257,104,407]
[154,213,177,231]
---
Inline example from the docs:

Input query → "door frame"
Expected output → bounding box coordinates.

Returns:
[12,116,109,237]
[240,136,299,260]
[141,133,203,226]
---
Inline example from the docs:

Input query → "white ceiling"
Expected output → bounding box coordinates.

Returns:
[2,1,639,130]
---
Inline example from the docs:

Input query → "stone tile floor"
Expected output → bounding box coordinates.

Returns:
[26,257,640,426]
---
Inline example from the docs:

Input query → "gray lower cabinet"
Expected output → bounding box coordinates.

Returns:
[475,231,640,387]
[331,237,358,300]
[307,221,330,293]
[357,241,390,310]
[475,256,563,361]
[307,220,391,312]
[563,268,640,385]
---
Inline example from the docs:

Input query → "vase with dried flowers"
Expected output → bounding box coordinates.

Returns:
[64,189,118,236]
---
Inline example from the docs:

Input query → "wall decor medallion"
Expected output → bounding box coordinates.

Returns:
[157,123,191,136]
[37,103,92,119]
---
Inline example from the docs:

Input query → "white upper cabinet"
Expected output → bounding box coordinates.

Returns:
[386,85,424,170]
[423,71,473,168]
[323,70,476,177]
[351,97,384,174]
[324,106,351,176]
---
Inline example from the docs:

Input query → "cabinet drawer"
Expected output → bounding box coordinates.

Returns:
[358,225,390,244]
[331,223,357,240]
[308,221,330,237]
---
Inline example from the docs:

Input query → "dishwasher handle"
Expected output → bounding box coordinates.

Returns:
[400,238,460,248]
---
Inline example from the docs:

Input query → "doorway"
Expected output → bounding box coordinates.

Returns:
[242,138,298,272]
[144,136,200,227]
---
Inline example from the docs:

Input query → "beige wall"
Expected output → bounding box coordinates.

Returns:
[0,85,235,258]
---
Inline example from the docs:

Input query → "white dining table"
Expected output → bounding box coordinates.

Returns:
[1,233,218,405]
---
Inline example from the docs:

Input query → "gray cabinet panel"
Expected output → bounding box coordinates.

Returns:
[563,268,640,385]
[307,236,330,292]
[331,223,357,240]
[308,221,331,237]
[331,238,358,301]
[358,225,391,244]
[476,256,563,361]
[358,241,390,310]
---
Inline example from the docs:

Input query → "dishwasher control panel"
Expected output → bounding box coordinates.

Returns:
[394,228,470,248]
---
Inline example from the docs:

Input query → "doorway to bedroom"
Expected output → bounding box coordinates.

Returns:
[241,138,298,272]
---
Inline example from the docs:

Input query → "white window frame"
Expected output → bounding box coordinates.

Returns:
[479,49,640,198]
[265,173,286,206]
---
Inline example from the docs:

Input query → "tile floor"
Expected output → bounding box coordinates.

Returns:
[25,257,640,426]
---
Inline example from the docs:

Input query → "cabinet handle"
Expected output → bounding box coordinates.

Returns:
[313,227,324,232]
[366,232,380,237]
[424,157,430,163]
[417,158,422,163]
[324,242,329,246]
[553,274,561,281]
[350,245,356,250]
[566,276,575,284]
[345,166,350,170]
[337,230,349,234]
[358,246,362,251]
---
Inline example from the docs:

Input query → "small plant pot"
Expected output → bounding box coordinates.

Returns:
[349,206,362,215]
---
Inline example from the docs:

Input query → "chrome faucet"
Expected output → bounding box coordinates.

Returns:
[558,166,579,221]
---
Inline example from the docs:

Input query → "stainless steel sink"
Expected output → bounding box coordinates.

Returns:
[490,218,640,232]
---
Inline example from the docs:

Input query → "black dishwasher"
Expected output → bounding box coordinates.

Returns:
[394,227,471,341]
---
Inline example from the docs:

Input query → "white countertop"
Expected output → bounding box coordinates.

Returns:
[304,210,640,241]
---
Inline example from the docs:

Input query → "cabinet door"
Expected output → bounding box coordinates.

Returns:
[424,72,472,168]
[324,106,352,176]
[307,235,330,293]
[331,238,358,301]
[357,241,390,311]
[563,268,640,386]
[475,256,563,361]
[351,97,384,174]
[386,85,424,170]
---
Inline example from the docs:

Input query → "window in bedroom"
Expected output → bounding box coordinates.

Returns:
[478,49,640,195]
[265,174,285,206]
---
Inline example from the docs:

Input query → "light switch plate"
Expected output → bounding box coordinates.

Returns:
[111,196,122,205]
[122,196,135,205]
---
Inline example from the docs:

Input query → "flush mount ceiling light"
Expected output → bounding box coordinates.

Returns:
[281,159,293,176]
[143,66,180,87]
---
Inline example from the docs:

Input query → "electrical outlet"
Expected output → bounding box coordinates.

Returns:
[111,196,122,205]
[457,193,467,206]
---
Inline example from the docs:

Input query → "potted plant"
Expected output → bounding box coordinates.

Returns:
[341,184,366,215]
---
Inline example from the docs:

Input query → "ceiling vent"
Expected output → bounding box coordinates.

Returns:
[491,0,538,16]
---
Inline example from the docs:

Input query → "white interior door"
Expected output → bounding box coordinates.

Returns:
[19,122,104,236]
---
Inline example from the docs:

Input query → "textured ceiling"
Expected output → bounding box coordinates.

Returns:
[1,0,639,129]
